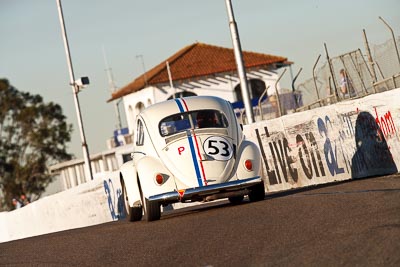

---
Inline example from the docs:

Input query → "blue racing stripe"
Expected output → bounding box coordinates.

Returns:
[187,133,203,187]
[174,99,185,112]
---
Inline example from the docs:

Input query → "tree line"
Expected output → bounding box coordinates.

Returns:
[0,79,73,211]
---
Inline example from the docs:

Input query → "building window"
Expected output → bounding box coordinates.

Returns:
[234,79,267,102]
[136,119,144,146]
[135,102,145,114]
[167,91,197,100]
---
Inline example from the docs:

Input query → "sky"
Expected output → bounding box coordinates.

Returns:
[1,0,399,160]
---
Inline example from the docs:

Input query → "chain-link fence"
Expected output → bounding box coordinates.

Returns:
[295,36,400,112]
[249,35,400,123]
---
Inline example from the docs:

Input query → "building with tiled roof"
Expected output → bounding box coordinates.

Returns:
[109,42,293,138]
[49,43,297,190]
[109,42,290,101]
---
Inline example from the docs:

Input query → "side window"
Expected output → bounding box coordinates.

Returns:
[122,153,132,163]
[136,119,144,146]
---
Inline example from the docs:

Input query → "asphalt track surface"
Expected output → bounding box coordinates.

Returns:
[1,174,399,266]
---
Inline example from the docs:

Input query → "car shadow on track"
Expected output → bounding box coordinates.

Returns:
[159,196,266,221]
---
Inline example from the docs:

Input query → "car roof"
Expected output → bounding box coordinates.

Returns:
[140,95,232,123]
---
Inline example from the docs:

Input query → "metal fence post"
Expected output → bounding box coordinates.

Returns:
[312,55,321,106]
[324,43,339,102]
[274,69,286,117]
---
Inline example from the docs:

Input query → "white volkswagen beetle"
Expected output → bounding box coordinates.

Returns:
[119,96,264,221]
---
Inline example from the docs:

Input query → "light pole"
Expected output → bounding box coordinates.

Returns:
[56,0,93,181]
[225,0,254,124]
[136,54,148,86]
[103,46,123,130]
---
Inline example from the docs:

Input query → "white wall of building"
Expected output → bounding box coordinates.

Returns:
[123,87,155,134]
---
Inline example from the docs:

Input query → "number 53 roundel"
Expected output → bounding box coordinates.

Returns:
[203,136,233,161]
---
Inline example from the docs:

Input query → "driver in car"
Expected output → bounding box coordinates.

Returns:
[196,110,218,128]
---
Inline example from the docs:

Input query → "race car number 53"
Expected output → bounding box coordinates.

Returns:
[203,136,233,161]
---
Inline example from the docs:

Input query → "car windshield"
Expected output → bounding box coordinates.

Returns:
[159,109,228,136]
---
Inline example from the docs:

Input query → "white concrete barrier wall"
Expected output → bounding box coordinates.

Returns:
[245,88,400,192]
[0,173,123,243]
[1,88,399,243]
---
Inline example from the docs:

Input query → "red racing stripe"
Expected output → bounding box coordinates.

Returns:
[181,98,208,186]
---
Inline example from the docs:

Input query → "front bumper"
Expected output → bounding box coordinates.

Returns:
[148,176,262,204]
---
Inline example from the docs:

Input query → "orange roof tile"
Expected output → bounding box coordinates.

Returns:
[108,42,290,102]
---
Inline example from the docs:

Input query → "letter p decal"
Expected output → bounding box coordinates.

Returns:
[178,146,185,155]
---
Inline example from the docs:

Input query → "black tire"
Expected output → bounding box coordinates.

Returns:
[248,182,265,202]
[122,180,143,222]
[228,195,244,205]
[143,197,161,221]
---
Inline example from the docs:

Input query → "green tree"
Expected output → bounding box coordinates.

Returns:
[0,79,73,211]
